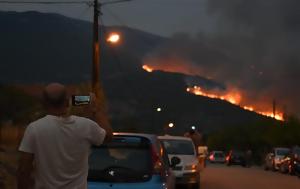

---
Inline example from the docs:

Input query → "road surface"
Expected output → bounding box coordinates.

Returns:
[199,164,300,189]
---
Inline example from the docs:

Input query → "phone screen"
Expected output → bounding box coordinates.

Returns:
[72,95,91,106]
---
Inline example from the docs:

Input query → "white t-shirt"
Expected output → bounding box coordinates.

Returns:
[19,115,106,189]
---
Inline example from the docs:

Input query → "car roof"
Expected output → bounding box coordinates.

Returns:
[274,147,290,151]
[158,135,193,141]
[113,132,157,142]
[212,151,224,153]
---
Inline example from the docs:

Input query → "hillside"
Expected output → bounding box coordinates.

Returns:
[0,11,276,134]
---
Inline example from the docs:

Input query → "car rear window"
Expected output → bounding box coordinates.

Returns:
[214,152,224,157]
[295,148,300,155]
[88,136,153,183]
[276,149,290,156]
[232,151,244,156]
[161,139,195,155]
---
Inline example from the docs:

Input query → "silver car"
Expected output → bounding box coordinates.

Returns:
[264,147,290,171]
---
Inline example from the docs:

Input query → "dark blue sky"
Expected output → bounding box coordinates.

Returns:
[0,0,216,37]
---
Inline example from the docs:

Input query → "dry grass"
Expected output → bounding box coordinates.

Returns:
[0,124,24,189]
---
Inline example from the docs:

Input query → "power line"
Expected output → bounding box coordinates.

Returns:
[102,0,132,6]
[0,0,133,6]
[104,6,127,26]
[0,1,91,4]
[73,4,92,20]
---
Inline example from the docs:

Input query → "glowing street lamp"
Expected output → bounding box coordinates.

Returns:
[168,123,174,128]
[107,33,120,44]
[156,107,162,112]
[191,126,196,130]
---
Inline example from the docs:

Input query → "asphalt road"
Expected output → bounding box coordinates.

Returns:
[199,163,300,189]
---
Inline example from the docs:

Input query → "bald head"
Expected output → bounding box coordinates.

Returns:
[43,83,68,108]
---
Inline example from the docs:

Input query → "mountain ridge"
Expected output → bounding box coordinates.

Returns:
[0,11,276,134]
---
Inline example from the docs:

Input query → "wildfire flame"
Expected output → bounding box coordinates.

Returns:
[187,86,284,121]
[141,65,284,121]
[142,65,154,72]
[187,86,241,105]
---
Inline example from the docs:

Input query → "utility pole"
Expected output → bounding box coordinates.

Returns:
[90,0,129,128]
[91,0,131,97]
[92,0,101,97]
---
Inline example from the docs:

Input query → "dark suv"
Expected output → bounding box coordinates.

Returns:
[226,150,246,167]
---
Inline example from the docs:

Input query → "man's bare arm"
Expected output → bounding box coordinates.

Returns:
[93,111,113,143]
[17,152,34,189]
[89,93,113,143]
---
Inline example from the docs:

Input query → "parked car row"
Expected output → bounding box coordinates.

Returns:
[88,133,200,189]
[208,150,252,167]
[264,147,300,178]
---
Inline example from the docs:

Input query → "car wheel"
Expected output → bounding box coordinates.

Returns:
[264,164,269,171]
[279,164,286,174]
[288,165,294,175]
[191,182,200,189]
[272,161,276,172]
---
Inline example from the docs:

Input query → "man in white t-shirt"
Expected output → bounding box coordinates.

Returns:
[17,83,113,189]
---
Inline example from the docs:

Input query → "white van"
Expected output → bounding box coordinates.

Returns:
[158,135,200,189]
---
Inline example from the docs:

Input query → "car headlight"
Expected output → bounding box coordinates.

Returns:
[185,164,197,171]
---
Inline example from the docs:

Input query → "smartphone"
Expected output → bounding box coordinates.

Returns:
[72,95,91,106]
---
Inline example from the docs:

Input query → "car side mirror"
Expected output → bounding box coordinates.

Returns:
[170,156,181,167]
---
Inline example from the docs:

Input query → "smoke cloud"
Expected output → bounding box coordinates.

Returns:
[143,0,300,116]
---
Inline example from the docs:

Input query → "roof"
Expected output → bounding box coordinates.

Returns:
[113,132,158,144]
[274,147,290,150]
[158,135,192,141]
[211,151,224,153]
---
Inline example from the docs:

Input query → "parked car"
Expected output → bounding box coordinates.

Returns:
[264,147,290,171]
[159,135,200,189]
[226,150,246,166]
[209,151,226,163]
[278,147,300,176]
[88,133,176,189]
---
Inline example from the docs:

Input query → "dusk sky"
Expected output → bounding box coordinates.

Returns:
[1,0,300,116]
[0,0,215,37]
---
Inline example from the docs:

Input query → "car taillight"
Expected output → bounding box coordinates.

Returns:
[226,156,230,161]
[152,147,163,176]
[185,164,197,171]
[209,155,214,161]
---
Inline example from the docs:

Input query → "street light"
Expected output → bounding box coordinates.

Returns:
[156,107,162,112]
[191,126,196,130]
[107,33,120,44]
[168,122,174,128]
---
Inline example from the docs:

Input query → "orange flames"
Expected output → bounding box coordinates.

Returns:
[142,65,284,121]
[187,86,242,105]
[187,86,284,121]
[142,65,154,72]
